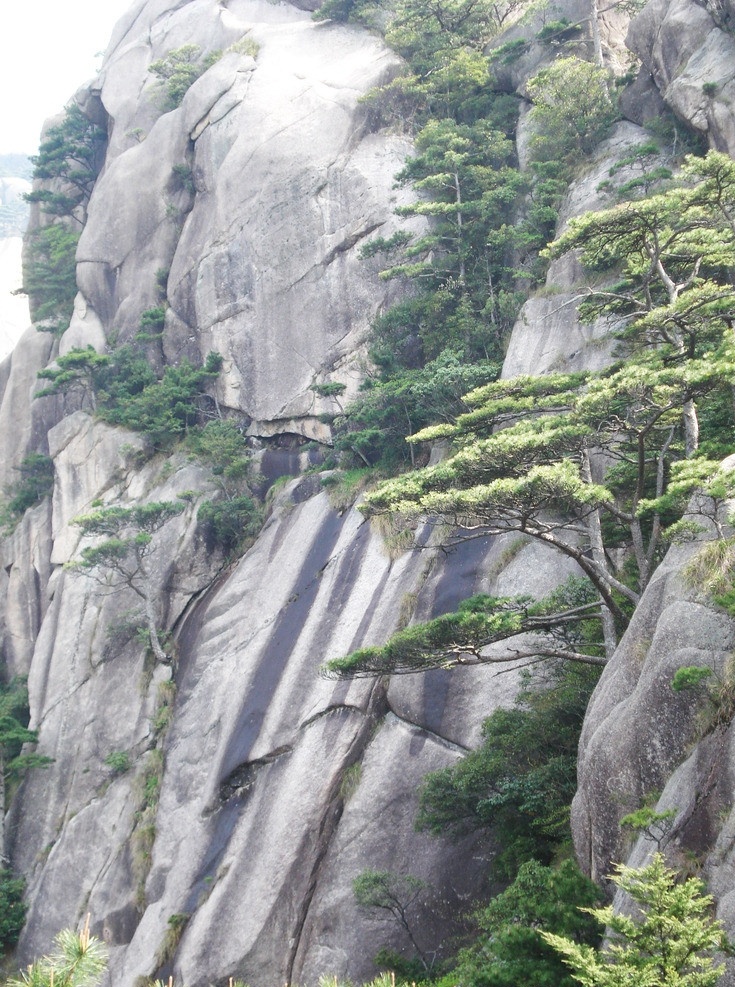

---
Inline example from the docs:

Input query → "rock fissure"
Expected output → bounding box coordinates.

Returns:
[383,706,472,755]
[284,678,389,986]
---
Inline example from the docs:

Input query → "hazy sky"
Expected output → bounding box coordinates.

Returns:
[1,0,135,155]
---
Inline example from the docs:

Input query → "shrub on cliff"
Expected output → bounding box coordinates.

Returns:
[416,658,600,877]
[527,57,618,165]
[2,453,54,525]
[542,853,729,987]
[149,44,222,110]
[22,224,80,332]
[25,104,106,222]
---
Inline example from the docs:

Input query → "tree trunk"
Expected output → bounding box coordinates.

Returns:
[590,0,604,67]
[144,588,169,663]
[683,398,700,457]
[581,449,618,659]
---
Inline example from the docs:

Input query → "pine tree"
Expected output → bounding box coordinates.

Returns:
[541,853,729,987]
[69,502,186,664]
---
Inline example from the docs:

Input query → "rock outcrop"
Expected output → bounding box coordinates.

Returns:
[628,0,735,154]
[73,0,417,442]
[6,0,735,983]
[2,3,571,985]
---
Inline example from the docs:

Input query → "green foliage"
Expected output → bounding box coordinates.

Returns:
[36,346,111,403]
[0,870,26,953]
[97,353,222,447]
[452,859,602,987]
[186,420,264,553]
[40,344,223,448]
[149,45,222,110]
[620,805,677,846]
[416,660,600,878]
[21,106,104,330]
[527,58,618,165]
[22,224,80,331]
[320,468,376,512]
[155,912,189,967]
[334,3,589,480]
[185,420,250,495]
[323,576,604,677]
[5,922,107,987]
[197,495,263,554]
[358,154,735,652]
[384,0,537,70]
[137,307,167,342]
[0,678,53,786]
[25,104,106,221]
[672,666,713,692]
[541,853,729,987]
[132,749,165,909]
[547,152,735,363]
[4,454,54,520]
[332,350,500,469]
[310,381,347,398]
[104,751,131,775]
[353,869,431,972]
[71,501,186,664]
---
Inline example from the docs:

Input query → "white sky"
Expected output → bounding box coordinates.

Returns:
[0,0,135,155]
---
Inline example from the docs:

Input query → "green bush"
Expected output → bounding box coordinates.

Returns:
[149,45,222,110]
[96,351,222,448]
[527,57,618,165]
[5,454,54,519]
[25,104,106,220]
[136,307,166,342]
[104,751,131,775]
[197,494,263,554]
[0,870,26,952]
[417,660,600,878]
[22,225,80,332]
[452,859,602,987]
[542,854,729,987]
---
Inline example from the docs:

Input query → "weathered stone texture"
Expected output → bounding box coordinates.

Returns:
[628,0,735,153]
[75,0,415,441]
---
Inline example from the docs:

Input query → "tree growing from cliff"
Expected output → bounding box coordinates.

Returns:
[0,679,52,864]
[70,501,186,664]
[541,853,729,987]
[21,225,80,332]
[1,454,55,529]
[186,420,264,553]
[36,345,223,448]
[324,150,735,671]
[353,869,432,973]
[25,104,106,224]
[149,45,222,110]
[455,859,602,987]
[416,658,600,875]
[527,57,618,165]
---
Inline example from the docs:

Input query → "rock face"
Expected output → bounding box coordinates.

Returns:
[75,0,415,442]
[628,0,735,154]
[2,3,572,985]
[7,0,735,983]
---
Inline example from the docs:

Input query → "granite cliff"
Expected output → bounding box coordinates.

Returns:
[4,1,735,985]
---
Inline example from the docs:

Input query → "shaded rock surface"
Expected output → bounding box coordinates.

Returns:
[2,3,566,984]
[628,0,735,154]
[76,0,415,442]
[7,0,735,983]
